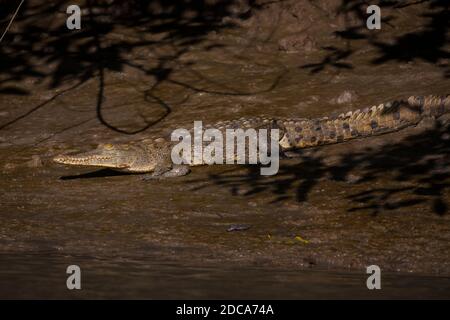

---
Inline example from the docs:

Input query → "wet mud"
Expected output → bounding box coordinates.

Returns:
[0,0,450,298]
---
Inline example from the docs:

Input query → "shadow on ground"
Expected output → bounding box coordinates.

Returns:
[1,0,449,134]
[302,0,450,77]
[192,121,450,216]
[0,0,270,133]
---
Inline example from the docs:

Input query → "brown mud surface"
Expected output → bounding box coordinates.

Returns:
[1,0,450,298]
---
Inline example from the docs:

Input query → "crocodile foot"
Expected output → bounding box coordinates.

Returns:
[417,116,437,130]
[142,164,191,180]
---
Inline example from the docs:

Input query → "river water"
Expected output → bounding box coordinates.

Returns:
[1,252,450,299]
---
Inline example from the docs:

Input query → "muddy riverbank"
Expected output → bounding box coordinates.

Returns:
[1,0,450,298]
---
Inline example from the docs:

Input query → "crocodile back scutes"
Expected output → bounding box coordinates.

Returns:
[279,95,450,150]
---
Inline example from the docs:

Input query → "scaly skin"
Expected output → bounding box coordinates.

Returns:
[53,95,450,177]
[279,95,450,149]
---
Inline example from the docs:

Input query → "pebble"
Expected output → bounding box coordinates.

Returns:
[330,90,359,105]
[248,201,257,207]
[227,224,251,232]
[345,174,362,184]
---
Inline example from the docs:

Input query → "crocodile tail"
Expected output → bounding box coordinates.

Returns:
[407,95,450,117]
[279,95,450,150]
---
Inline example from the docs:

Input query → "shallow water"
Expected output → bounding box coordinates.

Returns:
[1,252,450,299]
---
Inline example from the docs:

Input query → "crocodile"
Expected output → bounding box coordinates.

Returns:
[53,95,450,178]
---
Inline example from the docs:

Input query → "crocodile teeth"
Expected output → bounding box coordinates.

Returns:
[53,155,111,164]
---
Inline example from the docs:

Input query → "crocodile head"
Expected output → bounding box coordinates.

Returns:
[53,141,170,173]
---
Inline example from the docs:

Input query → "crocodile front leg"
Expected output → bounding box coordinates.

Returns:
[142,164,190,180]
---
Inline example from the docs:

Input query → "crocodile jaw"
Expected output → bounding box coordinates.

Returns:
[53,142,165,173]
[53,153,130,169]
[53,143,139,171]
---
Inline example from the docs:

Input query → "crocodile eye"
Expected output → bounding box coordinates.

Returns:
[104,144,114,150]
